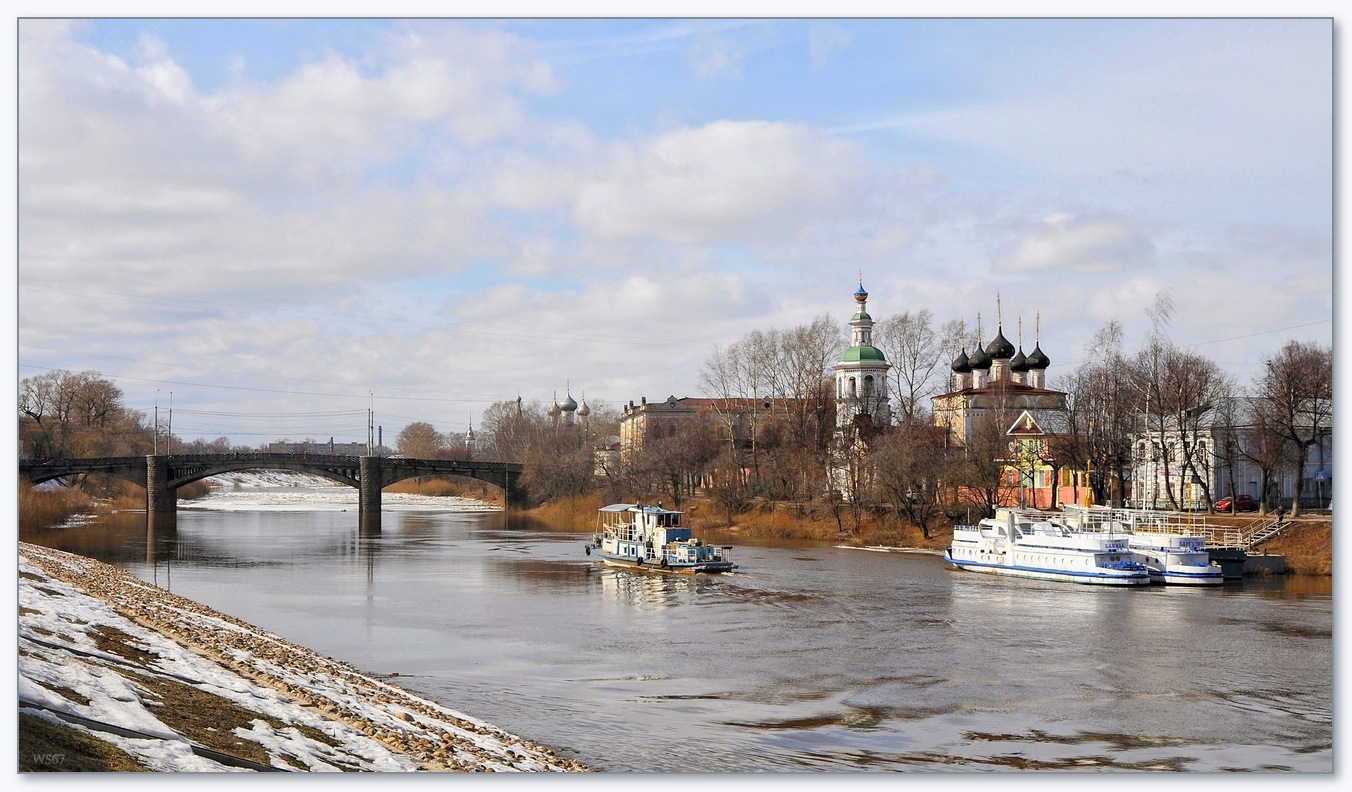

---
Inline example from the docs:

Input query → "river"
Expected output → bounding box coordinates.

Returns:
[20,478,1334,773]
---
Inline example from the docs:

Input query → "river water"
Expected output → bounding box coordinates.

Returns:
[20,479,1334,773]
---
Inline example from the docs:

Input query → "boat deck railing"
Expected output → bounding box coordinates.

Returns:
[1059,504,1245,548]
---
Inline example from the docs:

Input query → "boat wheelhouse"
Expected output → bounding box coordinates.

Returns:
[586,503,736,574]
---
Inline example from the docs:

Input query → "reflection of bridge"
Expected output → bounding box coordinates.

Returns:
[18,453,524,526]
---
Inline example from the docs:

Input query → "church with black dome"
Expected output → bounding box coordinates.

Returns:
[932,301,1082,510]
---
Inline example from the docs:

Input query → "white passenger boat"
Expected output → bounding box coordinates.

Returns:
[1125,532,1224,586]
[586,503,736,574]
[944,508,1150,585]
[1058,504,1225,586]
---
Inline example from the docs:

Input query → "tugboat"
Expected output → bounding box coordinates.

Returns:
[586,502,736,574]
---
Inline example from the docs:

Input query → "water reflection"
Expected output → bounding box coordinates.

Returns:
[592,566,721,609]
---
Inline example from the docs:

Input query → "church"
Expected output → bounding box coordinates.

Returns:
[931,304,1081,509]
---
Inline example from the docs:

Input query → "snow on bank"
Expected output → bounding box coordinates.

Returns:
[187,472,498,513]
[18,543,588,773]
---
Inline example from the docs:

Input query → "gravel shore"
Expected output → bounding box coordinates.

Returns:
[18,542,590,773]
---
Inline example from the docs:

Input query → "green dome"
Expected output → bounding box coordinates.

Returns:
[839,344,887,363]
[851,311,873,322]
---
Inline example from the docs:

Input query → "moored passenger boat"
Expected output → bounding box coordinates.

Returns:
[1125,532,1224,586]
[586,503,736,574]
[944,508,1150,585]
[1057,504,1226,586]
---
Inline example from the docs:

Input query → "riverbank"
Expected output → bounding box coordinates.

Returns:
[525,495,1333,577]
[18,542,589,773]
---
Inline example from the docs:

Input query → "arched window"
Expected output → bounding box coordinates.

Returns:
[849,377,857,397]
[863,375,874,396]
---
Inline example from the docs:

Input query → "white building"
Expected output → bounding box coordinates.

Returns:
[1129,396,1332,510]
[830,281,892,499]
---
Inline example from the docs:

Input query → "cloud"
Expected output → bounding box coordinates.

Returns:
[17,20,557,301]
[992,213,1156,275]
[569,121,868,244]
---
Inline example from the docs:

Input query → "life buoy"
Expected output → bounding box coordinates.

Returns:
[585,545,591,555]
[660,558,668,568]
[636,557,644,566]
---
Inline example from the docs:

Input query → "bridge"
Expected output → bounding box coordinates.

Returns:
[18,453,525,525]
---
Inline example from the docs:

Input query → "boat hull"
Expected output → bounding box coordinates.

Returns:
[590,551,735,575]
[1147,565,1225,586]
[943,550,1151,586]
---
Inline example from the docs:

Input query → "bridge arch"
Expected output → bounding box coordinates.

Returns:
[18,453,526,524]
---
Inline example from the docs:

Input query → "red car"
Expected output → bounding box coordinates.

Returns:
[1214,494,1259,512]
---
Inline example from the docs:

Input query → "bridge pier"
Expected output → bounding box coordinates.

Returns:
[359,456,382,517]
[146,455,177,522]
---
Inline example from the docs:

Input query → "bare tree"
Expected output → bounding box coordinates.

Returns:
[1060,321,1138,507]
[874,308,943,421]
[1253,340,1333,515]
[869,418,950,538]
[950,404,1020,519]
[19,370,150,459]
[479,397,546,462]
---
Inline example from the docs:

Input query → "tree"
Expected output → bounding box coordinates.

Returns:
[1253,340,1333,515]
[1060,321,1138,507]
[950,401,1021,519]
[519,429,597,506]
[622,415,719,508]
[479,397,547,462]
[869,418,951,538]
[19,369,150,459]
[396,421,447,459]
[874,309,943,421]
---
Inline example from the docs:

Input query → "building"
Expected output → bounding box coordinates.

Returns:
[834,282,892,432]
[1129,396,1333,510]
[829,282,892,499]
[931,308,1081,509]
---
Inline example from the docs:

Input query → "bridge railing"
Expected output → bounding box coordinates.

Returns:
[20,453,520,472]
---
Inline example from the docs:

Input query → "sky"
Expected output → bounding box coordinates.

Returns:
[8,5,1339,450]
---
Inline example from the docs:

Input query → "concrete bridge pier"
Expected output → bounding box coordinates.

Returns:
[359,456,382,525]
[146,455,177,526]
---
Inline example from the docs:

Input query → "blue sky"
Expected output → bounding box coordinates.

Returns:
[9,9,1338,447]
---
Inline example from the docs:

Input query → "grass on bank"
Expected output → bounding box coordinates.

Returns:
[385,476,504,505]
[18,713,151,773]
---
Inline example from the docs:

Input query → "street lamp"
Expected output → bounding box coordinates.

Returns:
[154,390,160,455]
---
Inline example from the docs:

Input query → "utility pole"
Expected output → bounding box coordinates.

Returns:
[167,392,173,455]
[154,390,160,455]
[367,392,373,456]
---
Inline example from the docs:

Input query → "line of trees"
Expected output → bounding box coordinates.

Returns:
[469,296,1330,525]
[22,297,1331,524]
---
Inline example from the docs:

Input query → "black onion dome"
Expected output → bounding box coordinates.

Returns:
[968,344,991,370]
[1010,347,1028,373]
[1025,344,1050,370]
[951,348,971,373]
[986,327,1016,360]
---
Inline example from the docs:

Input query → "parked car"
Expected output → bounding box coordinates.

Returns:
[1214,494,1259,512]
